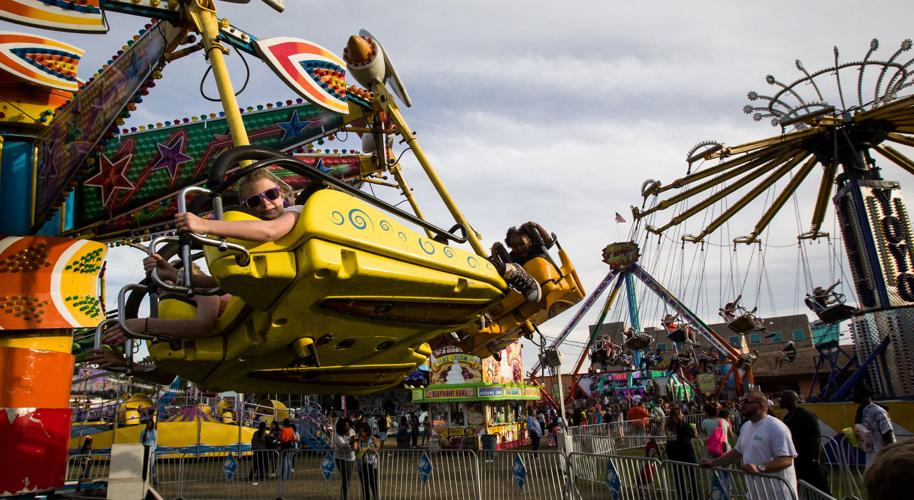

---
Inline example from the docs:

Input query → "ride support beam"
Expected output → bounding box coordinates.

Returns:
[630,263,742,361]
[808,161,838,237]
[652,149,796,234]
[184,0,250,149]
[743,155,819,242]
[874,144,914,176]
[528,269,619,378]
[382,90,486,256]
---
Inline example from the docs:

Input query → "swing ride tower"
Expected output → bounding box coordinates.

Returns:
[635,39,914,399]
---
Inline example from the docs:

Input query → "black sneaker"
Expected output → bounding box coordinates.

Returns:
[504,263,542,303]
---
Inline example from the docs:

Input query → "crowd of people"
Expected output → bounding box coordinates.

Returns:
[543,381,904,498]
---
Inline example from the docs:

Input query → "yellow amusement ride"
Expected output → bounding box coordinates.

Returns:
[0,2,588,395]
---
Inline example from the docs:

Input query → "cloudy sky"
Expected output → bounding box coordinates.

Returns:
[5,1,913,372]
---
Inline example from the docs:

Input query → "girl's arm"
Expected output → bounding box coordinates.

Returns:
[117,294,221,338]
[175,211,299,242]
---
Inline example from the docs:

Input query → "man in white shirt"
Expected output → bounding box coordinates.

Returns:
[701,391,797,499]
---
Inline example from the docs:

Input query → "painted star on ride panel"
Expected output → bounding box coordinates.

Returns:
[84,153,135,207]
[277,110,319,143]
[151,134,193,179]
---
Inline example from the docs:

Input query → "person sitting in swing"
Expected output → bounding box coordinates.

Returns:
[667,349,692,375]
[774,341,798,369]
[719,295,765,333]
[812,282,841,307]
[719,298,739,322]
[590,337,609,371]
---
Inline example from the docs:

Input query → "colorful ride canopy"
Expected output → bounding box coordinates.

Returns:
[0,32,83,92]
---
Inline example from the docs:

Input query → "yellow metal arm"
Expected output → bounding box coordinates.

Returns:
[184,0,250,149]
[689,152,809,242]
[875,144,914,176]
[808,162,838,237]
[380,89,487,256]
[742,155,818,242]
[648,150,795,233]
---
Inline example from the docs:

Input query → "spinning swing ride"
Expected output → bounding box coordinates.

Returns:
[534,37,914,409]
[0,1,585,494]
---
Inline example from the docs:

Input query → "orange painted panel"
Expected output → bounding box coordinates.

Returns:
[0,346,73,408]
[0,236,106,330]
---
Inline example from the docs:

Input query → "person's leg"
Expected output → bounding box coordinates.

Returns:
[501,263,542,303]
[142,446,150,482]
[337,459,350,500]
[369,465,379,499]
[358,462,370,499]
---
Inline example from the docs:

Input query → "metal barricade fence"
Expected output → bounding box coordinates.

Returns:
[155,449,281,499]
[662,460,799,500]
[280,448,375,500]
[820,434,865,500]
[478,449,574,499]
[376,448,480,499]
[65,453,110,485]
[570,452,665,500]
[798,479,839,500]
[570,434,616,455]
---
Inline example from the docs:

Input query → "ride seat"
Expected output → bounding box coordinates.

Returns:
[804,295,856,324]
[623,333,653,351]
[148,294,253,381]
[169,189,506,393]
[726,314,757,334]
[450,248,586,359]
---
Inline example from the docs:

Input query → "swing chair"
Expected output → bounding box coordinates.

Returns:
[719,295,763,334]
[775,341,797,369]
[622,327,653,351]
[804,281,856,324]
[589,336,610,372]
[661,313,688,342]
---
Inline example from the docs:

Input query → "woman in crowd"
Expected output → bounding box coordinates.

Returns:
[332,417,356,500]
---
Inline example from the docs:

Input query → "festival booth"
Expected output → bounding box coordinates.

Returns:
[411,342,540,449]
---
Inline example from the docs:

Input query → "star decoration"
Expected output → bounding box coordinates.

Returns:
[84,153,135,208]
[277,110,318,143]
[66,122,82,143]
[151,134,193,179]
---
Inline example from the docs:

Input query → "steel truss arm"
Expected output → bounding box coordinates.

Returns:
[629,263,743,362]
[808,162,838,237]
[875,144,914,176]
[649,149,798,234]
[687,151,812,242]
[738,155,819,243]
[528,269,620,378]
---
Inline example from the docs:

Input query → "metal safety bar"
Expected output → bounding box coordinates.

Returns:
[205,146,469,244]
[148,233,228,296]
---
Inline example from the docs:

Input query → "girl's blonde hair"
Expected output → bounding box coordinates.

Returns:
[237,167,294,204]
